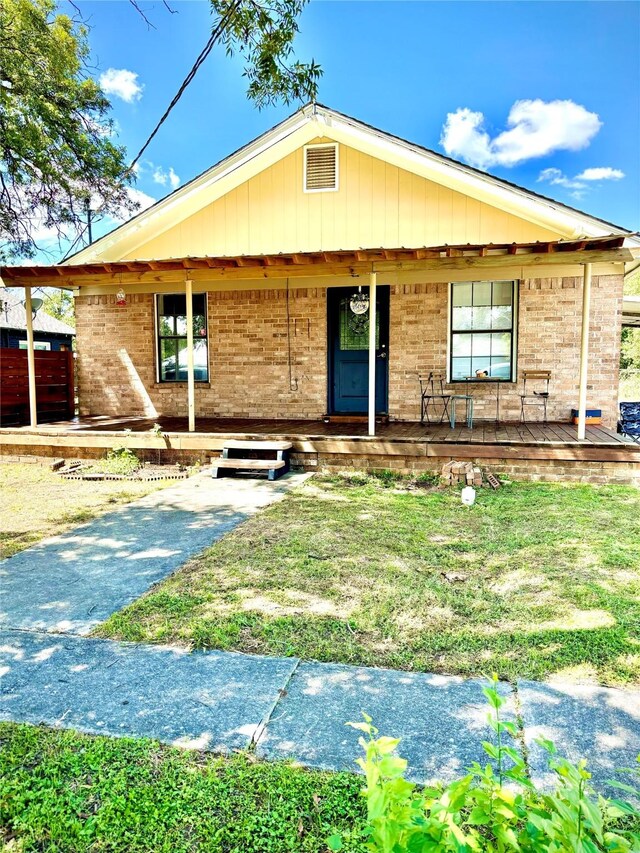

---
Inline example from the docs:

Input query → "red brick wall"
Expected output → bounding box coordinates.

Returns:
[75,274,623,426]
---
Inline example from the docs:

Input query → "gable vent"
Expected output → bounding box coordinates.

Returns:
[304,143,338,192]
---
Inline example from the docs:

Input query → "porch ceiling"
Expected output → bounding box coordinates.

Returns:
[1,235,635,286]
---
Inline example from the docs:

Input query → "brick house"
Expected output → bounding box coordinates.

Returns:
[2,104,639,481]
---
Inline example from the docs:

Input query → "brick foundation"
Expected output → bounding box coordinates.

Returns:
[313,453,640,485]
[3,441,639,485]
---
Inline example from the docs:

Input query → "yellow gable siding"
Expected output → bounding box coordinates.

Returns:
[125,141,560,260]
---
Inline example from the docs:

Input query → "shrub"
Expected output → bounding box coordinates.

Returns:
[328,677,639,852]
[90,446,140,476]
[413,470,440,487]
[369,469,405,487]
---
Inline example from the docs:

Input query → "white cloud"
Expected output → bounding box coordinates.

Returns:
[152,166,181,189]
[99,68,143,103]
[440,99,602,169]
[538,164,625,201]
[537,168,585,191]
[575,167,625,181]
[105,188,156,225]
[128,188,156,208]
[440,109,493,170]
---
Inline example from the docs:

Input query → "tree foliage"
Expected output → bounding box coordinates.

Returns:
[621,268,640,372]
[42,286,75,325]
[0,0,134,261]
[0,0,321,264]
[212,0,321,108]
[621,328,640,371]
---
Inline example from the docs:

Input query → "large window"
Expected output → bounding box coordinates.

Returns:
[450,281,517,381]
[156,293,209,382]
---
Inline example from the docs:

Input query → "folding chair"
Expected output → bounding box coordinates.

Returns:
[618,402,640,444]
[520,370,551,424]
[419,373,451,424]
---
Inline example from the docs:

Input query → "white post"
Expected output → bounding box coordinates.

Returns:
[185,278,195,432]
[577,262,592,441]
[24,286,38,428]
[368,272,377,437]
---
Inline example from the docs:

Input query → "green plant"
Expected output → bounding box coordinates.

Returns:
[0,722,365,852]
[413,470,440,487]
[369,469,405,487]
[328,677,639,852]
[89,446,140,476]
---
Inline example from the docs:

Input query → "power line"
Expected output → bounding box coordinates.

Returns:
[129,2,238,174]
[60,2,239,263]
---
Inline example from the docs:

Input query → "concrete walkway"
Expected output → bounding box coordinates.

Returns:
[0,472,307,634]
[1,629,638,796]
[1,471,638,798]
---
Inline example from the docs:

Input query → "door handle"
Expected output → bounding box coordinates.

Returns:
[377,352,387,359]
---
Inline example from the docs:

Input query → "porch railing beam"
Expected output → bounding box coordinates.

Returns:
[577,262,592,441]
[185,278,196,432]
[24,286,38,428]
[368,272,377,437]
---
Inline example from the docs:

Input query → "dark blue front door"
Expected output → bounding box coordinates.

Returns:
[328,286,389,414]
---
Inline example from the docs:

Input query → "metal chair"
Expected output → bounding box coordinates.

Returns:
[520,370,551,424]
[618,402,640,443]
[419,373,451,424]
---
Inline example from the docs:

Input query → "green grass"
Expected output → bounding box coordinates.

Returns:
[0,722,365,852]
[0,462,173,558]
[97,476,640,687]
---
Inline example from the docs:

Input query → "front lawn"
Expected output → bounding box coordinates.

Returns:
[0,722,365,852]
[97,476,640,687]
[0,461,174,558]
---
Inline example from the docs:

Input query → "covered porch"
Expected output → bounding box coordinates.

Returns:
[2,235,633,432]
[1,235,638,484]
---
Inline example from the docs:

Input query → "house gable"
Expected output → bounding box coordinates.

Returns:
[125,138,560,261]
[67,104,632,265]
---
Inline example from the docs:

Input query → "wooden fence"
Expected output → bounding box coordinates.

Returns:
[0,348,75,426]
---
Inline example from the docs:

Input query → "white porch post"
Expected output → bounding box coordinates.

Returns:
[24,286,38,428]
[185,278,196,432]
[577,262,592,441]
[368,272,377,437]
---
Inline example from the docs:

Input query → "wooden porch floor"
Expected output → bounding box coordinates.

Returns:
[3,414,637,448]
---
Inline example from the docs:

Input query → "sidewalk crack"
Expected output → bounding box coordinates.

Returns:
[250,658,300,751]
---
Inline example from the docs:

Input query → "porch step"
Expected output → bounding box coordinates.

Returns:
[223,440,293,451]
[213,458,286,471]
[211,439,291,481]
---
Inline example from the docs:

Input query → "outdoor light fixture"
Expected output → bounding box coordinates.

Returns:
[349,285,369,315]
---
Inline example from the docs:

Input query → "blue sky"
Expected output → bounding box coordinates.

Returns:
[73,0,640,249]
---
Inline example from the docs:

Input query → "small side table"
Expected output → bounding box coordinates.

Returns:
[450,394,474,429]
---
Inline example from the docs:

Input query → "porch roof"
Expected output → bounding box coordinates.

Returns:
[0,234,636,287]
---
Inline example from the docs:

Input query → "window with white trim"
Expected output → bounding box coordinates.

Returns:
[156,293,209,382]
[449,281,517,381]
[304,143,338,192]
[19,340,51,350]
